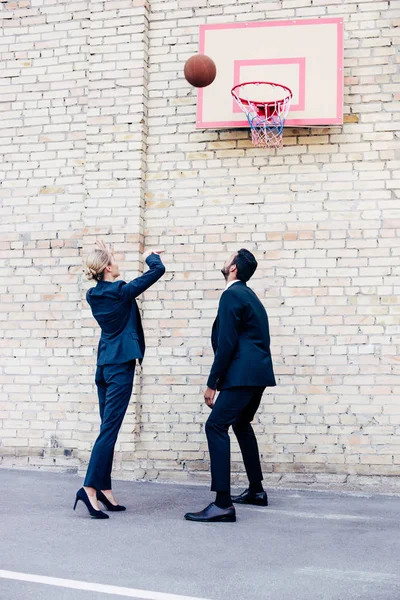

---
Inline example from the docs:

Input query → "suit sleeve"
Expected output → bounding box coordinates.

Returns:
[120,254,165,301]
[207,291,242,390]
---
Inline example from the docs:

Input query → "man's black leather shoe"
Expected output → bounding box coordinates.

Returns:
[184,502,236,522]
[231,489,268,506]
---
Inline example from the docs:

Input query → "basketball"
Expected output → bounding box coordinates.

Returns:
[184,54,217,88]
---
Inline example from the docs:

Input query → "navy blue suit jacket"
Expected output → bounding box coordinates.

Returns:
[207,281,276,391]
[86,254,165,366]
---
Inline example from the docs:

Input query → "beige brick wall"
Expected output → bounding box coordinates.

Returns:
[1,0,399,488]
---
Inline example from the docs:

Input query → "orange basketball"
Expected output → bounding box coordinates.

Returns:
[184,54,217,88]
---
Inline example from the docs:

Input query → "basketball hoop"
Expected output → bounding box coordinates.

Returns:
[231,82,292,149]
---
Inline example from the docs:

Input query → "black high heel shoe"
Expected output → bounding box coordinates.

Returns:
[97,490,126,512]
[73,488,109,519]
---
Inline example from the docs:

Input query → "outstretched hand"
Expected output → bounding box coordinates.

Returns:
[144,249,165,260]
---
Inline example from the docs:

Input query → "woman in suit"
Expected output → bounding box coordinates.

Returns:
[74,240,165,519]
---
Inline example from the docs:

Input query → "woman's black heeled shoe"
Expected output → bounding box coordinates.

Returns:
[97,490,126,512]
[73,488,109,519]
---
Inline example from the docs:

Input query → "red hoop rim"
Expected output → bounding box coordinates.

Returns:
[231,81,293,108]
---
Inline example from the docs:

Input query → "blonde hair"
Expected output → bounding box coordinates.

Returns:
[84,248,111,282]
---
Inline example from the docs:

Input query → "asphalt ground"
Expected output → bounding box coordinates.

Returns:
[1,469,399,600]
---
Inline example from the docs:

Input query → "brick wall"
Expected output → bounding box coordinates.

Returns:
[0,0,89,471]
[1,0,399,488]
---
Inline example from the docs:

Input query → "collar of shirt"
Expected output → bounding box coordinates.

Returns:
[224,279,240,292]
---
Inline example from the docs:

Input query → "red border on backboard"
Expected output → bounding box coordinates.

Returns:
[232,58,306,113]
[196,18,344,128]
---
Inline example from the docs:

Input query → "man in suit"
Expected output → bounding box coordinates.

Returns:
[185,249,276,523]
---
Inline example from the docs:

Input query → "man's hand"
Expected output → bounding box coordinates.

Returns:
[204,387,216,409]
[144,249,165,260]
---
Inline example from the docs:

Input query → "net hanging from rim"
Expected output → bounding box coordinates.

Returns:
[231,82,292,149]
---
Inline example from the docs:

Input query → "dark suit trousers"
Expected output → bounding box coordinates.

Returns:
[84,360,136,490]
[205,386,265,493]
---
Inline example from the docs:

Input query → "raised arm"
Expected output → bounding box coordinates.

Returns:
[120,252,165,301]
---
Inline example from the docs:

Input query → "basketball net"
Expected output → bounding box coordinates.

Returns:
[231,82,292,149]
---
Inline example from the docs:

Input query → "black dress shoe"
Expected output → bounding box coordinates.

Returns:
[184,502,236,522]
[96,490,126,512]
[231,489,268,506]
[73,488,109,519]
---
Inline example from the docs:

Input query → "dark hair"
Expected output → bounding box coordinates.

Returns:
[232,249,258,282]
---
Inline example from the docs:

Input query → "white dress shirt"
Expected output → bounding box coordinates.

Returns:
[224,279,240,291]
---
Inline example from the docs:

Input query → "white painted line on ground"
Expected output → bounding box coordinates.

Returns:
[0,571,212,600]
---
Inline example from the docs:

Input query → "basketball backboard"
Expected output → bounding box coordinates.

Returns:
[197,18,343,128]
